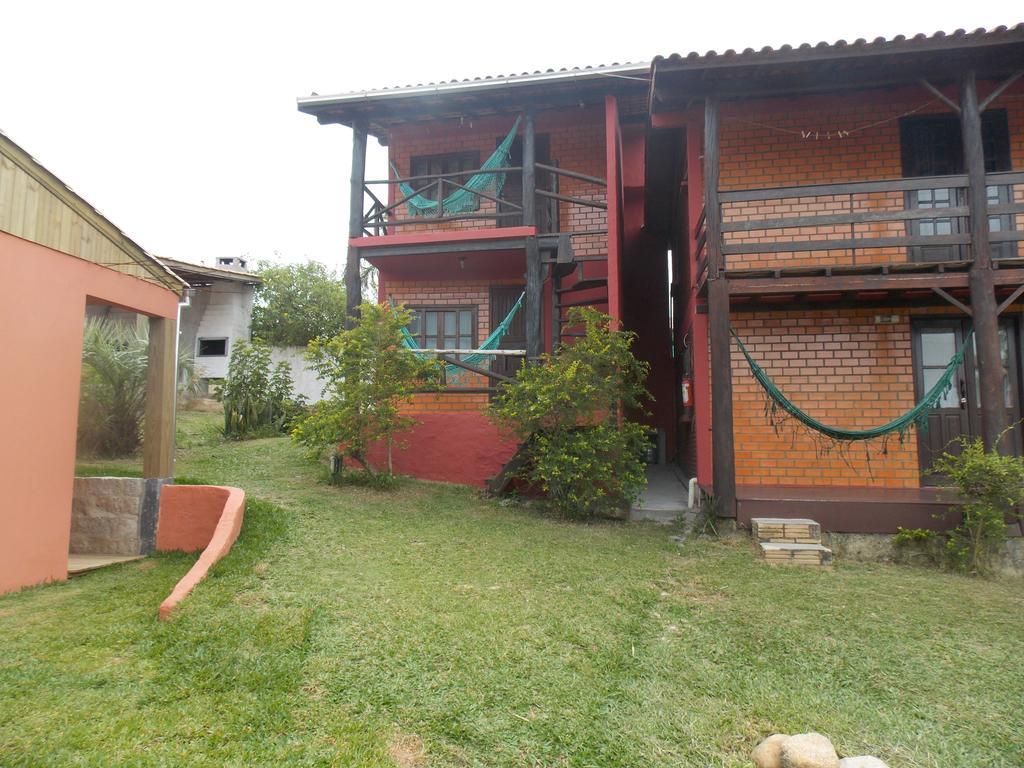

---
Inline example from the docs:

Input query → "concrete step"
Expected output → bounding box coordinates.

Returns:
[759,542,833,567]
[751,517,821,545]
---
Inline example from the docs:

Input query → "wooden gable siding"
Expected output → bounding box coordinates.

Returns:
[0,136,180,291]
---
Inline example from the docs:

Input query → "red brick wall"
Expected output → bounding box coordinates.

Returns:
[717,84,1024,270]
[386,107,608,256]
[384,278,522,412]
[730,309,920,488]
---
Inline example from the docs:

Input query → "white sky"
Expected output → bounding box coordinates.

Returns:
[1,1,1018,274]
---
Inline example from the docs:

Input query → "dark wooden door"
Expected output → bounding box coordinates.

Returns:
[913,318,1021,481]
[489,285,526,386]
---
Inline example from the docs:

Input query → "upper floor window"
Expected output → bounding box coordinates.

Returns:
[408,152,481,210]
[899,110,1011,177]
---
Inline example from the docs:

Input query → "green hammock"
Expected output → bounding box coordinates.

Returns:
[391,116,521,216]
[732,328,974,442]
[399,292,525,379]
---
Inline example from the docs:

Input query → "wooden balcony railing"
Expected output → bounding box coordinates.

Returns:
[361,162,607,238]
[695,171,1024,285]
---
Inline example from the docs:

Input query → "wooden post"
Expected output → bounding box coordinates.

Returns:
[704,96,736,517]
[346,123,368,328]
[962,72,1007,451]
[523,112,542,360]
[143,316,177,479]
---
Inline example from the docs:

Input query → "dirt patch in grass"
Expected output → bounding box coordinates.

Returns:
[388,732,426,768]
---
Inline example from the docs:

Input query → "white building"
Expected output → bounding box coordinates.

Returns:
[161,257,260,389]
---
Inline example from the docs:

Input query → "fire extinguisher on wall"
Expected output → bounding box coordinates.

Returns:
[680,376,693,408]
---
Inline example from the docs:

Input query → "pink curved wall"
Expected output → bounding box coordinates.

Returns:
[0,231,179,595]
[362,412,519,487]
[157,485,245,620]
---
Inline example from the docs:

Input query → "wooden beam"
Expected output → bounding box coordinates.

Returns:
[997,283,1024,315]
[346,124,367,327]
[523,112,542,360]
[143,316,177,479]
[979,70,1024,111]
[919,79,961,114]
[705,96,736,518]
[962,71,1008,451]
[932,286,972,315]
[526,237,542,360]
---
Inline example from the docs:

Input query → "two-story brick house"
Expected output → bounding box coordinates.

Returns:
[300,25,1024,533]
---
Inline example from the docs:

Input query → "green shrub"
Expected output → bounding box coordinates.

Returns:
[77,318,195,457]
[220,340,305,438]
[928,435,1024,576]
[892,526,942,567]
[291,302,438,479]
[489,307,650,519]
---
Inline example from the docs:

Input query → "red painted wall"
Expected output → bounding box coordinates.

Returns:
[0,231,179,594]
[362,412,519,488]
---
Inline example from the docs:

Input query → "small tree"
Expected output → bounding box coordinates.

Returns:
[220,340,304,438]
[291,302,437,479]
[251,260,347,347]
[929,434,1024,576]
[489,307,651,518]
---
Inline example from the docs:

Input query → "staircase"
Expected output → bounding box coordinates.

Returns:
[750,518,832,567]
[553,263,608,343]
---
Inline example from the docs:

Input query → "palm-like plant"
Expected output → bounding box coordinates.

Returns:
[77,317,195,457]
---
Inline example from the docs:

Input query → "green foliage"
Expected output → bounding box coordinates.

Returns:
[77,317,195,457]
[489,307,650,518]
[251,260,347,347]
[929,435,1024,576]
[291,301,438,479]
[220,340,305,438]
[892,526,942,567]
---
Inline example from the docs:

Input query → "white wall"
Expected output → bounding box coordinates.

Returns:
[185,280,255,381]
[269,346,326,402]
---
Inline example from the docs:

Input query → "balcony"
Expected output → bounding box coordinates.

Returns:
[695,171,1024,310]
[356,162,609,259]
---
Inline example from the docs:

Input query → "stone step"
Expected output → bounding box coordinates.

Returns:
[750,517,821,545]
[759,542,833,567]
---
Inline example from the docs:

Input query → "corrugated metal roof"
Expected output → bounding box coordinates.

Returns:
[0,129,185,292]
[297,62,649,109]
[653,24,1024,68]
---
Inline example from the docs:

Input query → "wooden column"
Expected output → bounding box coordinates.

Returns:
[704,96,736,517]
[143,316,177,479]
[346,123,368,327]
[962,72,1008,450]
[523,112,542,360]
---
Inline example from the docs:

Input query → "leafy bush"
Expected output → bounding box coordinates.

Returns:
[220,340,305,438]
[291,302,438,479]
[251,260,347,347]
[892,526,942,567]
[77,317,195,457]
[488,307,650,519]
[929,435,1024,576]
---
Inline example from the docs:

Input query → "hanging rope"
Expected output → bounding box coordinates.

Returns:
[398,292,525,380]
[725,99,939,140]
[391,116,521,216]
[732,328,973,442]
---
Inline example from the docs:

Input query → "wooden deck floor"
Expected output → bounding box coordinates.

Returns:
[67,554,143,576]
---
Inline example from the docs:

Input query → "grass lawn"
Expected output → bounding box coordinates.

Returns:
[1,412,1023,767]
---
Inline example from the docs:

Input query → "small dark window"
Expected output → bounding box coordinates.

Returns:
[197,338,227,356]
[408,152,481,210]
[407,307,475,351]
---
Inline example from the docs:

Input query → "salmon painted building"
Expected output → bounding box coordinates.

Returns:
[0,131,185,594]
[299,25,1024,533]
